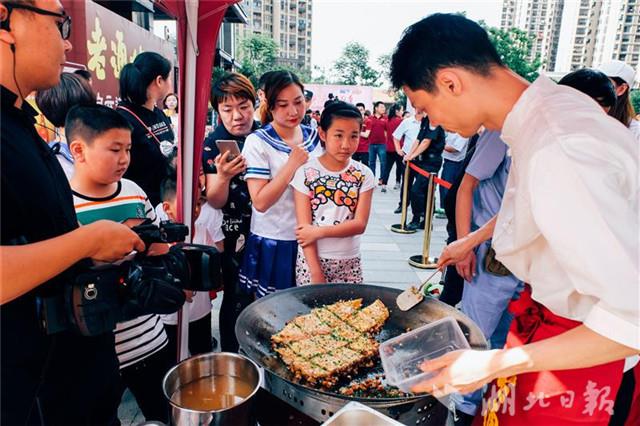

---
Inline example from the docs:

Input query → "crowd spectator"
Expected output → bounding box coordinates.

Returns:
[558,68,616,114]
[439,132,468,211]
[73,68,92,85]
[301,89,318,129]
[159,175,218,360]
[203,72,259,351]
[117,51,175,205]
[35,72,96,178]
[354,102,369,165]
[382,103,404,190]
[404,115,445,230]
[240,71,322,298]
[391,109,424,214]
[163,92,179,133]
[598,60,639,142]
[292,101,374,284]
[68,105,176,423]
[364,101,388,190]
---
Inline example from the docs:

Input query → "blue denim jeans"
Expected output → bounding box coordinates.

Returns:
[439,159,464,209]
[451,240,524,416]
[368,143,386,180]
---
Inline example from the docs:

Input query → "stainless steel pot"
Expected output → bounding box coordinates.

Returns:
[162,352,261,426]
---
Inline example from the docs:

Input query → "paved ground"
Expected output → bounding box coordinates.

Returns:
[119,179,450,424]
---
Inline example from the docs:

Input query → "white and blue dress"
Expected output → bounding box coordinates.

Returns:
[239,123,323,297]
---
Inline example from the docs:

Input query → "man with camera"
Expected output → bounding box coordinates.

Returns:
[0,1,145,424]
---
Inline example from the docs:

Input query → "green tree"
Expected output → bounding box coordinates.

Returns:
[484,25,542,82]
[630,90,640,116]
[333,41,380,86]
[238,34,279,86]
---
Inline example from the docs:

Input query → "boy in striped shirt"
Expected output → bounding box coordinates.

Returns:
[66,105,172,422]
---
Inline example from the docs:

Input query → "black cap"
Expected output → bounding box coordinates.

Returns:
[304,89,314,101]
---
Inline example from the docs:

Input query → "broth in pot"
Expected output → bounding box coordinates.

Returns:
[171,375,254,411]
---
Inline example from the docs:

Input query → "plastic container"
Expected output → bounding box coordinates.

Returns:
[379,317,470,393]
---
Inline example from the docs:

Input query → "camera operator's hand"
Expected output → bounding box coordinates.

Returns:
[215,151,246,180]
[87,220,145,262]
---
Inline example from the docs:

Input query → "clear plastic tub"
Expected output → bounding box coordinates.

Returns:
[379,317,470,393]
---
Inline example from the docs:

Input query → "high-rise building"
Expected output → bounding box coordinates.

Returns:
[594,0,640,68]
[235,0,312,72]
[501,0,639,78]
[500,0,565,71]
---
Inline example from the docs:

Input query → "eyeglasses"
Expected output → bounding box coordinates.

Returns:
[4,3,71,40]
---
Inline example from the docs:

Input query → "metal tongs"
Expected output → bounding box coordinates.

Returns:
[396,268,441,311]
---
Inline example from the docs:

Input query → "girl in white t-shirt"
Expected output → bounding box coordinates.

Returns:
[291,101,375,284]
[240,71,323,297]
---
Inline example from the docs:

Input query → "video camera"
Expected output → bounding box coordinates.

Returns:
[41,220,222,336]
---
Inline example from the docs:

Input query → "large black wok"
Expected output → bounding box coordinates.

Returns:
[235,284,488,424]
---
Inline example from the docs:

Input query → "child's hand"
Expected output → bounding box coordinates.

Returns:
[147,242,171,256]
[215,152,246,179]
[310,271,326,284]
[296,224,322,247]
[287,144,309,170]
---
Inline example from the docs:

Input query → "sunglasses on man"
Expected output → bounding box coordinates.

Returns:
[3,2,71,40]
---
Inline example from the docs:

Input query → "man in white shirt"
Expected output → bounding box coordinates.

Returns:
[440,132,468,212]
[391,110,424,213]
[390,13,638,426]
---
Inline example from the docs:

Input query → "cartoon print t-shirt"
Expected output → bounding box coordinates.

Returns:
[291,157,375,259]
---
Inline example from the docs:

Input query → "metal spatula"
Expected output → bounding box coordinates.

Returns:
[396,269,441,311]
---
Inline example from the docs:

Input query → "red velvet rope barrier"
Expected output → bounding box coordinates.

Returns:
[407,162,452,189]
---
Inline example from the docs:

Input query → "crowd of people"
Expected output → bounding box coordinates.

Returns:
[1,1,639,425]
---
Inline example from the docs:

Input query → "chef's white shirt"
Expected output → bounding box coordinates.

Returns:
[493,75,639,350]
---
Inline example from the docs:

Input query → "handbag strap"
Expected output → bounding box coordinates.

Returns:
[117,105,163,146]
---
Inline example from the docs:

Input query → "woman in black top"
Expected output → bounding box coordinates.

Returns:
[203,72,259,351]
[117,52,174,205]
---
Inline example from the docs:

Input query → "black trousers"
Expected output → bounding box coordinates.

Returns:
[410,163,431,222]
[438,235,465,307]
[381,151,403,185]
[352,152,369,167]
[164,312,213,362]
[218,242,255,353]
[120,344,173,423]
[24,333,122,426]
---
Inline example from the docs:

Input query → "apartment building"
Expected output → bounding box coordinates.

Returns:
[501,0,639,77]
[235,0,313,72]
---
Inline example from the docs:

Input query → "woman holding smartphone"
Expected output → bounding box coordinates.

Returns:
[202,72,259,352]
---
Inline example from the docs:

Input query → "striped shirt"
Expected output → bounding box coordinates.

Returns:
[73,178,168,369]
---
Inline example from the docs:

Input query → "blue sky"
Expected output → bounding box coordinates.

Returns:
[311,0,503,78]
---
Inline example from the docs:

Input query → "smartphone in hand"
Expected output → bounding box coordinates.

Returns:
[215,139,241,161]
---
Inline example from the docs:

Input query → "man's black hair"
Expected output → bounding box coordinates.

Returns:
[74,69,92,82]
[319,101,363,131]
[160,173,177,202]
[36,73,95,128]
[65,104,132,144]
[373,101,385,109]
[558,68,617,109]
[390,13,503,92]
[356,102,365,109]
